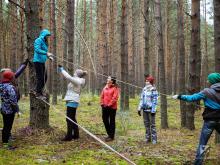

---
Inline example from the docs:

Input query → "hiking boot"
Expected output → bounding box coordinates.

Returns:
[61,136,73,141]
[105,137,114,142]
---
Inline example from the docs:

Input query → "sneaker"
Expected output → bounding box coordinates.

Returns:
[9,135,16,142]
[145,139,151,143]
[61,136,73,141]
[152,140,157,144]
[105,137,114,142]
[3,143,16,150]
[72,136,79,140]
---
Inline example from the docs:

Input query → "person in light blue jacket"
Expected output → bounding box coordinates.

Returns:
[138,76,158,144]
[33,29,53,99]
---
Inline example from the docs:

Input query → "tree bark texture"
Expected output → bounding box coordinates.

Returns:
[186,0,201,130]
[155,0,168,129]
[177,0,187,127]
[25,0,50,129]
[120,0,129,111]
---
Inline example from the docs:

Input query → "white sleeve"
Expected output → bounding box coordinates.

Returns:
[61,69,84,85]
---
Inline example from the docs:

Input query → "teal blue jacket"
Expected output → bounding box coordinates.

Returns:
[33,29,51,63]
[180,83,220,109]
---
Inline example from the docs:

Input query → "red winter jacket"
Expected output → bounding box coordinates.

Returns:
[100,85,119,110]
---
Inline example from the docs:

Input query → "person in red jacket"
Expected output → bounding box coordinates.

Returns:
[100,76,119,142]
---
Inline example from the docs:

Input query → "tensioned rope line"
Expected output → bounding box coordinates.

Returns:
[39,99,136,165]
[54,55,206,109]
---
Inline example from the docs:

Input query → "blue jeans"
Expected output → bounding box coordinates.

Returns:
[194,121,220,165]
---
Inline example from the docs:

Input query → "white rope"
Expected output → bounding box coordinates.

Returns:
[40,99,136,165]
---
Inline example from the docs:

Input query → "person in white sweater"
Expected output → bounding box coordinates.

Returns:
[58,65,87,141]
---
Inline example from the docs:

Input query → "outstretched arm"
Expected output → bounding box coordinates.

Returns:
[180,92,205,102]
[59,67,84,85]
[15,64,27,79]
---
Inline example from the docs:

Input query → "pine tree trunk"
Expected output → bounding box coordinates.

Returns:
[155,0,168,129]
[51,0,57,104]
[177,0,187,127]
[19,0,25,96]
[120,0,129,111]
[62,8,68,99]
[131,0,138,96]
[214,0,220,144]
[186,0,200,130]
[165,0,173,94]
[67,0,75,75]
[144,0,150,75]
[127,0,134,98]
[25,0,50,129]
[10,0,17,71]
[98,0,108,88]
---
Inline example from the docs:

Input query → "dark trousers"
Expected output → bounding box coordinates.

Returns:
[1,113,15,143]
[66,107,79,138]
[143,111,157,142]
[194,120,220,165]
[102,107,116,139]
[34,62,47,94]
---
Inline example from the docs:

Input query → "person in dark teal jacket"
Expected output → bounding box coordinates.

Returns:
[173,73,220,165]
[33,29,54,99]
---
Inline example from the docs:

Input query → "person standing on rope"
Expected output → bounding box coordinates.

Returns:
[172,73,220,165]
[33,29,54,99]
[0,71,18,150]
[100,76,119,142]
[58,65,87,141]
[138,76,158,144]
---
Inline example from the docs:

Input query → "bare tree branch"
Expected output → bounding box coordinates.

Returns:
[8,0,26,12]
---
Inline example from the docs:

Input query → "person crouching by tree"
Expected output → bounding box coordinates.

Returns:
[172,73,220,165]
[33,29,54,100]
[58,65,87,141]
[138,76,158,144]
[0,71,19,150]
[100,76,119,142]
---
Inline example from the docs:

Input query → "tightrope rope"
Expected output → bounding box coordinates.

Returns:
[40,99,136,165]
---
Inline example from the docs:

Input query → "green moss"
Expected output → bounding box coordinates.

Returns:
[0,94,218,164]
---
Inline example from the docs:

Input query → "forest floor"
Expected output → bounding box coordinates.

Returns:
[0,94,220,165]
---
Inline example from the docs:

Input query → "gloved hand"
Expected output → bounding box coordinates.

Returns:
[138,110,141,116]
[47,52,54,61]
[22,58,30,65]
[58,64,63,72]
[17,112,22,117]
[47,52,53,57]
[172,95,181,99]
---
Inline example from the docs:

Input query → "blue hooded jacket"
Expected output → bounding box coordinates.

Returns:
[33,29,51,63]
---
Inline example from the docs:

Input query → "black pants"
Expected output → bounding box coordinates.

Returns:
[143,111,157,142]
[34,62,47,94]
[66,107,79,138]
[102,107,116,139]
[1,113,15,143]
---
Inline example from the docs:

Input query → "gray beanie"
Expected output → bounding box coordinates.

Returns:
[75,69,87,78]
